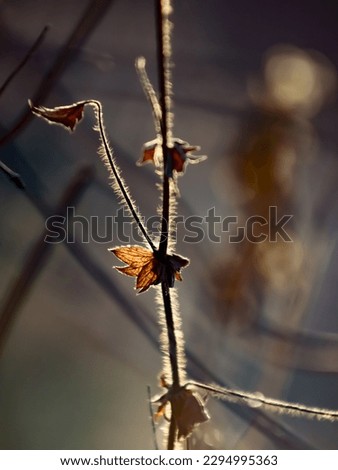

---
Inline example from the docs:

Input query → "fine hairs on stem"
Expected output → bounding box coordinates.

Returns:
[156,0,172,258]
[187,382,338,422]
[29,0,338,451]
[155,0,186,449]
[30,99,156,252]
[90,100,156,252]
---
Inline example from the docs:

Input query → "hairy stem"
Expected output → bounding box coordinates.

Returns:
[135,57,162,135]
[162,284,180,388]
[156,0,180,450]
[156,0,171,257]
[88,100,156,252]
[188,381,338,421]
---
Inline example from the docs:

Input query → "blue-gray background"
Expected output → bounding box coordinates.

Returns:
[1,0,338,449]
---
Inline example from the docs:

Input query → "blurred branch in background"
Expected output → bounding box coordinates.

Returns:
[0,166,93,355]
[0,160,25,190]
[0,0,115,146]
[0,25,49,97]
[0,25,49,189]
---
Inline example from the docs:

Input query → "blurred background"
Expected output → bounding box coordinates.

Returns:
[1,0,338,449]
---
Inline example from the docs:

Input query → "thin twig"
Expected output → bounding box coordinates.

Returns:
[89,100,156,251]
[135,57,162,135]
[29,98,156,251]
[188,381,338,422]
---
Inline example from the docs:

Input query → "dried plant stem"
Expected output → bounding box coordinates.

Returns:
[167,416,177,451]
[164,300,179,448]
[135,57,162,134]
[188,381,338,422]
[162,285,180,388]
[156,0,170,257]
[160,174,170,257]
[136,23,187,447]
[88,100,156,252]
[156,0,181,449]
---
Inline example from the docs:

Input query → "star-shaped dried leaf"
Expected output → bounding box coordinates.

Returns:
[170,138,207,176]
[29,100,86,131]
[109,245,189,293]
[155,385,210,440]
[138,137,207,177]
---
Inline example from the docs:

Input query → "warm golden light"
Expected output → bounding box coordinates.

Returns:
[264,46,336,115]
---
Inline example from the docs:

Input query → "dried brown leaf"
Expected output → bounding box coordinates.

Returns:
[138,137,207,177]
[112,245,153,266]
[138,138,162,166]
[155,386,210,440]
[136,259,159,293]
[29,100,86,131]
[109,245,189,293]
[173,388,210,440]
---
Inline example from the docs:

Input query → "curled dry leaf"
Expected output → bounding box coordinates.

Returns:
[155,385,210,440]
[29,100,86,131]
[139,138,162,167]
[109,245,189,293]
[139,137,207,177]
